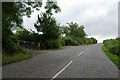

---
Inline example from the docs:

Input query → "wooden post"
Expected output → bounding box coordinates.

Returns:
[38,42,40,48]
[17,40,20,46]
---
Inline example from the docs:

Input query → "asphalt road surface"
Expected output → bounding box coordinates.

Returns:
[2,44,118,79]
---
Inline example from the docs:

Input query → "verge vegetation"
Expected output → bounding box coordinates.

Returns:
[102,38,120,68]
[2,52,31,65]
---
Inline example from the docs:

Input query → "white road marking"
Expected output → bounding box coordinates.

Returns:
[78,51,84,56]
[86,48,88,50]
[51,61,73,80]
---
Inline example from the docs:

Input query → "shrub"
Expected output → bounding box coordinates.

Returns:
[103,39,119,56]
[60,38,65,46]
[40,38,61,49]
[2,38,25,55]
[61,37,79,46]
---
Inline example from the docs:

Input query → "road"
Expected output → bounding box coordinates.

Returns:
[2,44,118,79]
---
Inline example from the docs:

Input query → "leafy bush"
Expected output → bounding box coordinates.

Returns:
[103,39,119,56]
[61,37,79,46]
[60,38,65,46]
[74,37,85,45]
[2,38,25,55]
[61,36,97,46]
[40,38,61,49]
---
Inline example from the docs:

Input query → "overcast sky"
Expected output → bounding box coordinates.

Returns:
[23,0,119,43]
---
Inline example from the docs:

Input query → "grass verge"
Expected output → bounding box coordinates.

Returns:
[49,46,68,50]
[2,53,31,65]
[102,45,120,69]
[58,46,68,49]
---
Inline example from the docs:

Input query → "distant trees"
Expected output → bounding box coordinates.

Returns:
[60,22,97,46]
[61,22,86,37]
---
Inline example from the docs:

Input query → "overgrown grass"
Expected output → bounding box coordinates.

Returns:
[102,45,120,69]
[2,53,31,65]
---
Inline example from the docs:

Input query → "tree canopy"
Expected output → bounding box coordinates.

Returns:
[34,0,61,49]
[61,22,86,38]
[2,2,42,54]
[60,22,97,46]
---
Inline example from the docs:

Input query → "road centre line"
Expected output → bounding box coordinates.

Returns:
[51,46,90,79]
[77,51,84,56]
[51,61,73,79]
[85,47,90,50]
[85,48,88,50]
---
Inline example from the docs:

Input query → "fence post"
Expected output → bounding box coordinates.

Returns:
[17,40,20,47]
[38,42,40,48]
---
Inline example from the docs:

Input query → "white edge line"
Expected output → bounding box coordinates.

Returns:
[51,61,73,79]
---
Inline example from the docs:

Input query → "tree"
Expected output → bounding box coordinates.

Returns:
[62,22,86,38]
[68,22,86,38]
[34,0,61,49]
[2,2,42,54]
[61,26,69,36]
[61,22,97,45]
[91,37,97,44]
[45,0,61,15]
[34,14,61,49]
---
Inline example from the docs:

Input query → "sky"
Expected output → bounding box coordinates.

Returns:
[23,0,119,43]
